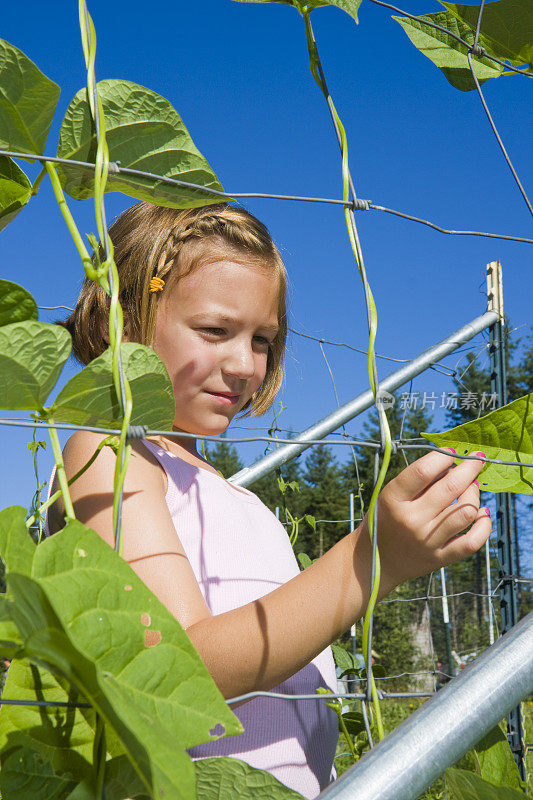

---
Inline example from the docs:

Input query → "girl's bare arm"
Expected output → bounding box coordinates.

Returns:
[51,432,490,700]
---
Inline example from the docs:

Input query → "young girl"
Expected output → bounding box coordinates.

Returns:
[46,201,491,799]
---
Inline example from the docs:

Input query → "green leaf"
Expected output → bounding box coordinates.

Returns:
[0,157,32,232]
[4,520,242,799]
[0,39,60,155]
[233,0,362,25]
[393,10,503,91]
[340,711,365,736]
[422,392,533,494]
[360,665,386,678]
[0,595,23,658]
[441,0,533,67]
[64,755,151,800]
[194,757,305,799]
[0,746,74,800]
[52,342,175,429]
[57,79,224,208]
[0,506,36,575]
[304,514,316,531]
[445,767,527,800]
[0,279,37,327]
[473,726,522,790]
[331,643,359,673]
[0,658,131,791]
[0,321,71,411]
[297,552,312,569]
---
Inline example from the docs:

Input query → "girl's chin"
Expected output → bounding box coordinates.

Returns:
[172,417,232,438]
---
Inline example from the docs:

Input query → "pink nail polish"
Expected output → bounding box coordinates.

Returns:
[484,508,491,517]
[447,447,457,454]
[473,479,479,488]
[474,451,486,458]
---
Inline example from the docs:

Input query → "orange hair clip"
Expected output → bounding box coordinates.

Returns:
[149,276,165,293]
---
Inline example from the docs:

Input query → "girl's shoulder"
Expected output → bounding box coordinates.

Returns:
[47,430,167,536]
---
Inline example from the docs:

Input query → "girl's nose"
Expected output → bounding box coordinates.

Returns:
[223,341,255,380]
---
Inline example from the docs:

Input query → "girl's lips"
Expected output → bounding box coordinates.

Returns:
[205,390,240,405]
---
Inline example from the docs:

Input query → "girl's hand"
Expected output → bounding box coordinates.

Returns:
[368,448,492,594]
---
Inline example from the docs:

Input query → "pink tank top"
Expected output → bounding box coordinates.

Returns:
[45,440,338,798]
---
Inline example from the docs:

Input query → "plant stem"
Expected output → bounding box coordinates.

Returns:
[30,165,47,196]
[301,6,391,742]
[45,416,75,522]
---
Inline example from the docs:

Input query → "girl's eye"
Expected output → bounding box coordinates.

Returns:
[201,327,225,337]
[253,335,271,349]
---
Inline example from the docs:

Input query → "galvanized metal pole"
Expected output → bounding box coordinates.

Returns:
[318,611,533,800]
[487,260,525,779]
[230,311,498,487]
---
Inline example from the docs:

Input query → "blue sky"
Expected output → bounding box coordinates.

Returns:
[1,1,532,565]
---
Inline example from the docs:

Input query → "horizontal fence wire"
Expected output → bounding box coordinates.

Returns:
[1,149,532,245]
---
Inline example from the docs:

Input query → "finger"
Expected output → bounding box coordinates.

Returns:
[430,481,481,547]
[390,448,459,502]
[437,506,491,566]
[418,451,486,515]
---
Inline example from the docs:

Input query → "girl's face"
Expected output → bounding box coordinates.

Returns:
[152,258,280,442]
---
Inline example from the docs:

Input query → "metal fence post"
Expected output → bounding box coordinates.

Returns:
[487,259,525,780]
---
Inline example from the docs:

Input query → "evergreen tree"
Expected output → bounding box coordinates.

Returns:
[299,447,348,558]
[204,438,243,478]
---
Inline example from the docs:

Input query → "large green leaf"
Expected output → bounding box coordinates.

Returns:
[473,726,523,791]
[442,0,533,67]
[57,79,224,208]
[233,0,362,24]
[445,767,527,799]
[0,321,71,411]
[2,519,242,798]
[0,659,101,787]
[393,10,503,91]
[6,570,195,800]
[195,757,305,799]
[0,39,60,155]
[422,392,533,494]
[0,157,32,232]
[0,746,73,800]
[51,342,175,429]
[0,279,37,327]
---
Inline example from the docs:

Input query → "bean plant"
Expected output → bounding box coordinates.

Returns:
[0,0,531,798]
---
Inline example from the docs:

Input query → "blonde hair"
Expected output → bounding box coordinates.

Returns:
[59,202,287,416]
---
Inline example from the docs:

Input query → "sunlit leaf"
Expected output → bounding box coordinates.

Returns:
[57,79,224,208]
[445,767,526,799]
[393,10,503,91]
[0,278,37,327]
[0,39,60,155]
[0,746,73,800]
[422,393,533,494]
[51,342,175,429]
[0,321,71,411]
[195,757,305,799]
[442,0,533,67]
[233,0,362,24]
[0,157,32,232]
[0,506,35,576]
[473,726,522,791]
[3,520,241,799]
[0,660,96,788]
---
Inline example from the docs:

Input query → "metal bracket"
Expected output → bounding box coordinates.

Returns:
[486,260,504,321]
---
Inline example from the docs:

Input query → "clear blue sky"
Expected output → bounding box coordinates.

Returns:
[1,1,532,565]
